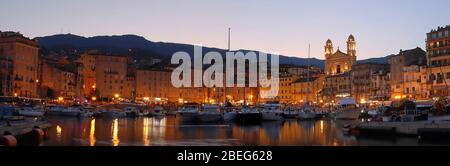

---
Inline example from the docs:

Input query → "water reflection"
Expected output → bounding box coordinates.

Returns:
[56,125,62,142]
[90,119,95,146]
[43,116,437,146]
[112,119,119,146]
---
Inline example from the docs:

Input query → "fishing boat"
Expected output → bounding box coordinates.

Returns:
[261,102,284,121]
[178,103,200,122]
[198,104,222,122]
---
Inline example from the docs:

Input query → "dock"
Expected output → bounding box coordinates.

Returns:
[354,121,450,136]
[0,119,52,137]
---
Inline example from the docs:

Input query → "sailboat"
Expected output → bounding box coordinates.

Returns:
[222,28,237,121]
[297,44,318,120]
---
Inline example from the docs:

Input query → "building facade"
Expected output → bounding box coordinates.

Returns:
[426,25,450,98]
[321,35,357,102]
[292,74,325,104]
[41,59,78,99]
[388,47,427,100]
[369,69,390,101]
[0,31,40,98]
[79,51,135,100]
[351,63,389,103]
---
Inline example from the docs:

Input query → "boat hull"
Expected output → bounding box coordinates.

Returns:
[18,110,45,117]
[261,112,284,121]
[335,110,360,120]
[198,113,222,122]
[298,112,317,119]
[282,112,298,119]
[236,112,262,123]
[178,112,199,122]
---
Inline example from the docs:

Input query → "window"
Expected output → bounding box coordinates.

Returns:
[447,72,450,79]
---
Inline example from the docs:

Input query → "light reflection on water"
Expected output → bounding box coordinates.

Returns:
[43,116,428,146]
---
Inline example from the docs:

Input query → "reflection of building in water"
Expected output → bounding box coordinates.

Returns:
[112,119,119,146]
[90,119,96,146]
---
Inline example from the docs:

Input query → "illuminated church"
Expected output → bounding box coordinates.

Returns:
[324,35,356,75]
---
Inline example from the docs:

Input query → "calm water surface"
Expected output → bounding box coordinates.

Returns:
[42,116,436,146]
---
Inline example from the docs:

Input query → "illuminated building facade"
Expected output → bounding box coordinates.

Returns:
[426,25,450,97]
[0,31,40,98]
[388,47,427,100]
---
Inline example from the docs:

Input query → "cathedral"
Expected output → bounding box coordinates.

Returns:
[320,35,357,101]
[324,35,357,75]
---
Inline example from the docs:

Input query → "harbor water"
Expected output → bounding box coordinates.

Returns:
[42,116,446,146]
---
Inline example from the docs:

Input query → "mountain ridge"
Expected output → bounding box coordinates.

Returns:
[36,33,390,69]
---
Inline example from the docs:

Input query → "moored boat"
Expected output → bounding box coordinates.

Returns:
[178,103,200,122]
[236,107,261,123]
[261,102,284,121]
[334,97,360,120]
[198,104,222,122]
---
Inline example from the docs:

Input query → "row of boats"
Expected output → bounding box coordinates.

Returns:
[177,101,361,123]
[5,99,361,123]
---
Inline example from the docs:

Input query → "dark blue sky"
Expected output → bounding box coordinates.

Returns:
[1,0,449,59]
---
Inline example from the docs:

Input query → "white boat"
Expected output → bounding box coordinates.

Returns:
[334,97,360,120]
[16,106,45,117]
[261,102,284,121]
[297,106,317,120]
[178,103,200,122]
[282,106,298,119]
[46,106,82,117]
[198,104,222,122]
[221,106,237,121]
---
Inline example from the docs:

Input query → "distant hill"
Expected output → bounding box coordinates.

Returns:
[36,34,390,69]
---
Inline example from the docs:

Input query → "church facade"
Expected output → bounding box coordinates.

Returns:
[320,35,357,102]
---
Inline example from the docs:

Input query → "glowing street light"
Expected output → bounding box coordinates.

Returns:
[114,94,120,98]
[58,97,64,101]
[91,96,97,101]
[143,97,150,101]
[14,93,18,97]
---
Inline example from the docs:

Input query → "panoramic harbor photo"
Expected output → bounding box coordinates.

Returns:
[1,0,450,149]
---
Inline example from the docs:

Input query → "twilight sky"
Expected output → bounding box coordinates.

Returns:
[1,0,449,60]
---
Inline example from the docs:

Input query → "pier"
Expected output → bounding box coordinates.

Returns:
[354,121,450,136]
[0,119,51,146]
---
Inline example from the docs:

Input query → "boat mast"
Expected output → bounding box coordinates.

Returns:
[307,44,310,107]
[225,28,230,106]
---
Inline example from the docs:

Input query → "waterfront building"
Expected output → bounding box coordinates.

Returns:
[79,50,135,100]
[369,69,391,101]
[292,74,325,104]
[426,25,450,98]
[403,65,428,99]
[135,67,179,104]
[277,72,298,104]
[388,47,427,100]
[0,31,40,98]
[0,55,13,96]
[41,58,79,99]
[351,63,389,103]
